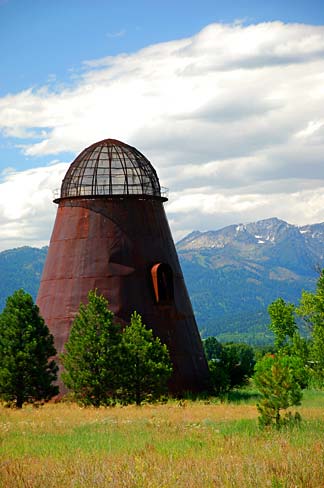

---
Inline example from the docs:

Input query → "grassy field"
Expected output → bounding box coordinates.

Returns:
[1,391,324,487]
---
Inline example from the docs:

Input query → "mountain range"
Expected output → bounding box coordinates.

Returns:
[177,217,323,343]
[1,217,323,344]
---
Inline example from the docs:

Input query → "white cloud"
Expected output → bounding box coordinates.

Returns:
[166,186,324,242]
[1,21,324,248]
[0,163,67,251]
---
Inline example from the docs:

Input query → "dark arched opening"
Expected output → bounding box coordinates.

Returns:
[151,263,174,304]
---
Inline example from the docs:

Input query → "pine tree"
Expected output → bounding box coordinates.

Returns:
[0,289,58,408]
[254,354,303,428]
[61,290,121,406]
[253,296,311,428]
[118,312,172,405]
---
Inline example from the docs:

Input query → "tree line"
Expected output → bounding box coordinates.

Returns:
[1,270,324,421]
[0,290,172,407]
[0,287,257,409]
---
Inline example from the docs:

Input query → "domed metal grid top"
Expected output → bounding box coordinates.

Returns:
[56,139,167,202]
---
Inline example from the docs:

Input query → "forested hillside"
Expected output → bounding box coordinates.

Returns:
[0,247,47,310]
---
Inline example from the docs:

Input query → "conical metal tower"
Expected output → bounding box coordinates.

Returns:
[37,139,209,393]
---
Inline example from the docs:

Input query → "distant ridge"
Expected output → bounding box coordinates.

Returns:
[1,217,324,344]
[177,217,324,343]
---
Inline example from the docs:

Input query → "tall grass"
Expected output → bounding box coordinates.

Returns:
[0,395,323,487]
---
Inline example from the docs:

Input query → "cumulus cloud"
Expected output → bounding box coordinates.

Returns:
[1,21,324,248]
[0,163,67,250]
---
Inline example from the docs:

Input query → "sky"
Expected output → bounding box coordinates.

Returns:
[1,0,324,250]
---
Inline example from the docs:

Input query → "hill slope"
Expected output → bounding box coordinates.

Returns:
[0,246,48,310]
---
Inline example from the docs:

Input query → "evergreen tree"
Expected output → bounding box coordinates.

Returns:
[253,297,309,428]
[61,290,121,406]
[0,289,58,408]
[118,312,172,405]
[254,354,303,428]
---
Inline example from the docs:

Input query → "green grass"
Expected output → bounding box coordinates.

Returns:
[1,392,324,487]
[223,385,324,407]
[301,388,324,407]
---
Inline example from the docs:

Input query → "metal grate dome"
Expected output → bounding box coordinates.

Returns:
[56,139,167,201]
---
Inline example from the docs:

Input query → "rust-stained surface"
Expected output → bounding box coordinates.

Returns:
[37,139,209,394]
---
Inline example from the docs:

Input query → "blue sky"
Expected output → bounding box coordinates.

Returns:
[2,1,324,94]
[1,0,324,249]
[1,0,324,169]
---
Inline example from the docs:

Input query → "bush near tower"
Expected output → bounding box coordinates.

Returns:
[0,289,58,408]
[61,290,172,406]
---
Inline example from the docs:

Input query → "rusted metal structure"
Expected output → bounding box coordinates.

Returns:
[37,139,209,393]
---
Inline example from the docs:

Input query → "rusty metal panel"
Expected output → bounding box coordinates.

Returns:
[37,197,209,393]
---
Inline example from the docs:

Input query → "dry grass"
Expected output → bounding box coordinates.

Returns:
[1,399,324,487]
